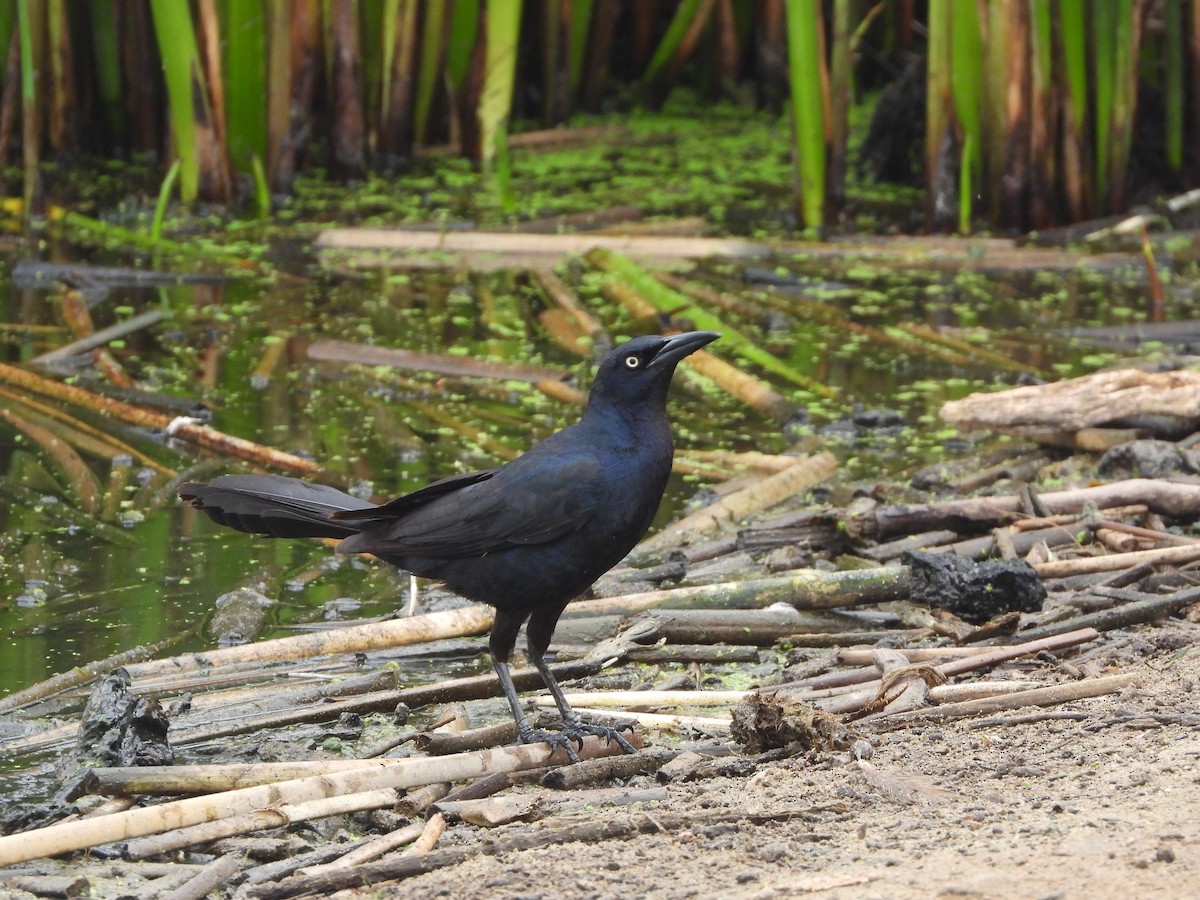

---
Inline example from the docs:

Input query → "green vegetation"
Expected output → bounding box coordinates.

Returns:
[0,3,1190,231]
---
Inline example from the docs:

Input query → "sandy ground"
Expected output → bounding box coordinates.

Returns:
[366,629,1200,900]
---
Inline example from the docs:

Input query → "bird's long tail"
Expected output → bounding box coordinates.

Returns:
[179,474,376,539]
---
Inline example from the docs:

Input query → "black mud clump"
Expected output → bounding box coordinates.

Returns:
[74,668,174,769]
[902,551,1046,624]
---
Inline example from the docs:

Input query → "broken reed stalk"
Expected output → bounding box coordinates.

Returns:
[120,605,495,681]
[297,822,426,877]
[1014,587,1200,642]
[566,707,731,733]
[864,479,1200,540]
[796,628,1099,712]
[567,566,910,617]
[0,361,330,479]
[122,788,402,859]
[0,736,630,866]
[629,452,838,561]
[245,807,818,899]
[865,672,1139,726]
[1033,543,1200,578]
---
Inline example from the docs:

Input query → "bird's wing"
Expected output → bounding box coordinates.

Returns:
[339,453,603,558]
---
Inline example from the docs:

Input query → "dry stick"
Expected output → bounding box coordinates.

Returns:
[629,452,838,562]
[122,789,402,860]
[792,629,1099,712]
[313,228,772,266]
[682,348,799,422]
[864,479,1200,540]
[0,361,330,479]
[89,719,624,796]
[33,309,166,363]
[1014,587,1200,642]
[566,567,911,617]
[415,721,519,756]
[0,736,627,867]
[566,707,731,733]
[1034,543,1200,578]
[306,339,566,384]
[531,268,609,347]
[403,812,446,855]
[297,822,425,878]
[534,690,748,709]
[864,673,1139,726]
[158,852,243,900]
[245,807,821,900]
[121,606,495,681]
[540,748,679,790]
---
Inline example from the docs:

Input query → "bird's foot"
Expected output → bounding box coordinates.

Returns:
[561,719,638,755]
[519,727,584,763]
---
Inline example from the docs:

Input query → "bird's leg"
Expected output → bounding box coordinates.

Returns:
[530,648,638,755]
[489,610,582,762]
[490,657,582,764]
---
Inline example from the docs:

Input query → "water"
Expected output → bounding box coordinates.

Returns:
[0,242,1189,699]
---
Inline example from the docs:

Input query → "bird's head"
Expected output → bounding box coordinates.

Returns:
[585,330,721,413]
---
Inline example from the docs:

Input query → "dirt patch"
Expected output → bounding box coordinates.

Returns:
[368,634,1200,899]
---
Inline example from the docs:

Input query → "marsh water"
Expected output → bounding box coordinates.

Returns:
[2,235,1185,705]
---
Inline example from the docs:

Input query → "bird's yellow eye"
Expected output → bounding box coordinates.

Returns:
[624,356,640,368]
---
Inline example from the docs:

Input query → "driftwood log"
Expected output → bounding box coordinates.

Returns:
[941,368,1200,434]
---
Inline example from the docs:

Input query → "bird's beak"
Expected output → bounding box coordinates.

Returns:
[648,330,721,369]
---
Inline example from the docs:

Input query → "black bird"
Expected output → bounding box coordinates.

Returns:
[179,330,720,756]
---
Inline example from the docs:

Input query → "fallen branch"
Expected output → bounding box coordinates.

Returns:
[0,361,330,479]
[1015,587,1200,642]
[306,339,567,384]
[121,606,495,681]
[243,807,825,899]
[860,479,1200,540]
[122,789,401,859]
[630,453,838,561]
[566,567,909,617]
[1034,544,1200,578]
[865,673,1139,726]
[0,736,630,866]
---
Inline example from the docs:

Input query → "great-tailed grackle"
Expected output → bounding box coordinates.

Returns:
[179,330,719,757]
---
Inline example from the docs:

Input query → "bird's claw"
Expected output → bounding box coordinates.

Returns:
[520,728,584,763]
[562,720,638,755]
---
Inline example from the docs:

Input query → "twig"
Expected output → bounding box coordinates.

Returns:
[1014,587,1200,642]
[565,567,910,616]
[296,822,424,877]
[1034,544,1200,578]
[0,736,631,866]
[243,807,824,899]
[0,361,330,479]
[158,852,243,900]
[864,673,1139,726]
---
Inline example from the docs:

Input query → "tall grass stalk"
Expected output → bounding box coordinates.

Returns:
[1164,0,1184,173]
[1058,0,1089,219]
[149,0,204,202]
[15,0,40,217]
[925,0,954,231]
[478,0,521,167]
[949,0,983,232]
[784,1,826,232]
[224,0,267,171]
